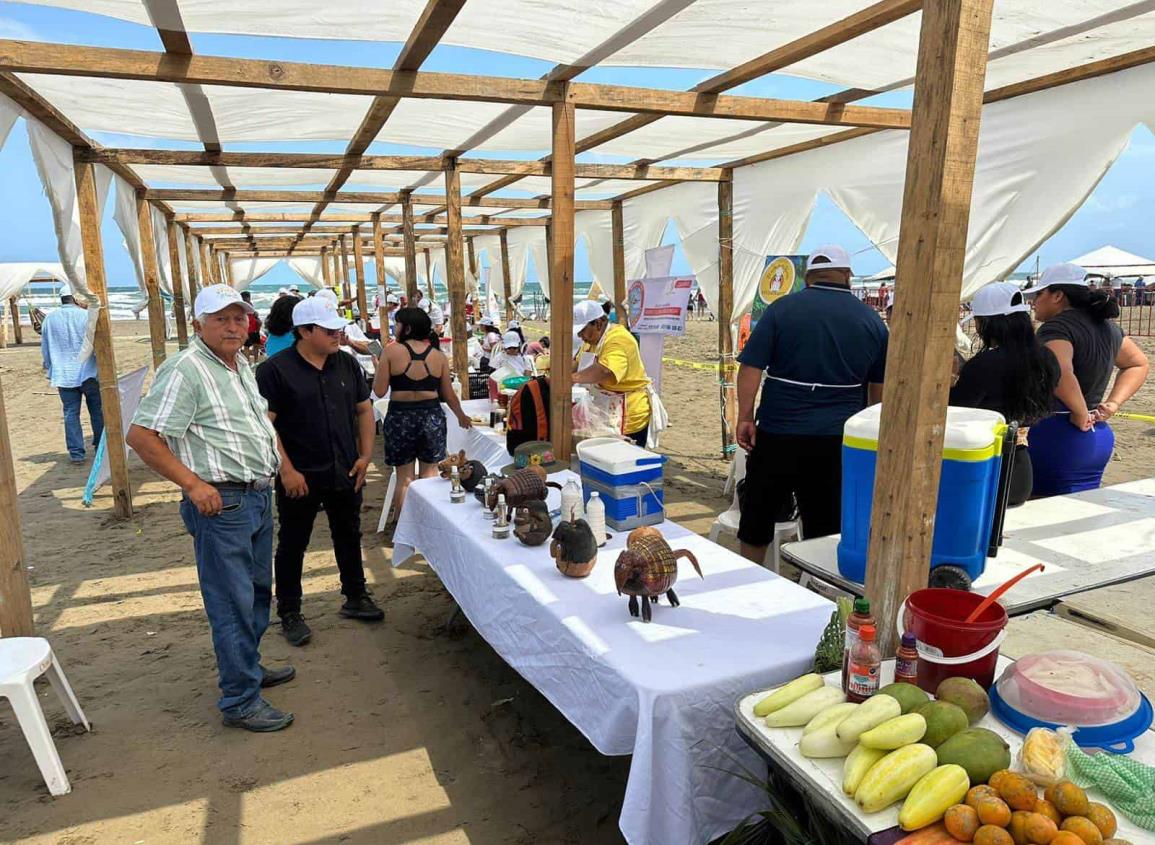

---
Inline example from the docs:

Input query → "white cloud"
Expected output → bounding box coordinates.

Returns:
[1083,193,1141,214]
[0,16,40,41]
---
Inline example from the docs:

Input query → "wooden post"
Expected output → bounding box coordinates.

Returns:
[444,157,470,399]
[372,212,388,336]
[611,200,627,324]
[352,225,368,326]
[183,228,202,304]
[466,236,479,303]
[545,222,554,314]
[865,0,996,655]
[0,372,33,636]
[550,98,576,461]
[74,155,132,518]
[321,245,332,289]
[338,235,352,304]
[424,250,435,302]
[0,300,8,348]
[136,194,167,369]
[8,298,21,345]
[717,173,737,457]
[500,229,513,321]
[401,190,419,303]
[166,219,189,348]
[223,252,235,287]
[200,239,215,285]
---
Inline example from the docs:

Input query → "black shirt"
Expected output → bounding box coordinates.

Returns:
[1036,309,1123,408]
[256,346,370,490]
[950,345,1059,425]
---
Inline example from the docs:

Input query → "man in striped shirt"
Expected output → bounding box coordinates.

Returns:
[127,285,295,733]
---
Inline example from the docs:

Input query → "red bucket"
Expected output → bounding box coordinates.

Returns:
[901,588,1008,693]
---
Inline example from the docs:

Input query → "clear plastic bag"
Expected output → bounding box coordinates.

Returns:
[1015,726,1071,786]
[572,387,626,439]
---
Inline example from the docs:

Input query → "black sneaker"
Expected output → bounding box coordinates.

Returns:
[280,612,312,646]
[222,699,294,732]
[259,664,296,688]
[339,592,384,622]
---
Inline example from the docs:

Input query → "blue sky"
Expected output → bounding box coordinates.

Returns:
[2,1,1154,291]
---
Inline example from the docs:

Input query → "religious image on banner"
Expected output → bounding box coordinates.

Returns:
[626,276,694,335]
[752,255,806,322]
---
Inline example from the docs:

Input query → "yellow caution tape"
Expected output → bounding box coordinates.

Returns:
[662,356,723,372]
[1116,411,1155,424]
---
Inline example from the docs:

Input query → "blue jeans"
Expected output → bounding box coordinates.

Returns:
[180,487,274,717]
[58,378,104,460]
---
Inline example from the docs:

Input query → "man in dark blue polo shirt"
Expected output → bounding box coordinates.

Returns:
[735,244,888,562]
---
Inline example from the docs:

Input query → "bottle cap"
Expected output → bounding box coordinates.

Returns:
[854,598,871,614]
[900,632,917,649]
[590,491,599,499]
[858,624,876,641]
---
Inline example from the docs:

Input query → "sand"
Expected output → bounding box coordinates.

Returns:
[1,318,1153,845]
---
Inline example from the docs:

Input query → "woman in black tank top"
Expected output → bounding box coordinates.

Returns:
[372,307,472,524]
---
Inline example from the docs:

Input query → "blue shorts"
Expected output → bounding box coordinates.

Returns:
[1027,413,1114,497]
[383,401,447,467]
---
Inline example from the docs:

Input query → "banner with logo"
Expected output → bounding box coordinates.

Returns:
[751,255,806,322]
[626,276,694,335]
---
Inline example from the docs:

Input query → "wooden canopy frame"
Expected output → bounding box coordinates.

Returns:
[1,0,1152,644]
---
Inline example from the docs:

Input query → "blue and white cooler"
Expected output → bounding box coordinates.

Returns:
[837,405,1006,585]
[576,437,665,531]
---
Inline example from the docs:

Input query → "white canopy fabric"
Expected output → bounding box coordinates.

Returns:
[0,262,70,302]
[1070,245,1155,277]
[286,257,326,288]
[228,257,283,291]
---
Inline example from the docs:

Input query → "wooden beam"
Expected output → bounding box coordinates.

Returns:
[466,236,478,294]
[444,158,470,398]
[352,226,368,324]
[611,200,626,324]
[166,218,189,348]
[178,211,551,225]
[0,368,32,635]
[865,0,996,655]
[499,229,513,322]
[716,174,737,457]
[550,99,576,461]
[371,212,387,295]
[8,298,22,345]
[184,229,202,301]
[424,250,436,302]
[338,235,352,304]
[401,191,419,302]
[148,189,610,210]
[985,44,1155,103]
[177,212,376,223]
[320,246,332,287]
[75,155,132,518]
[718,126,881,170]
[136,193,167,368]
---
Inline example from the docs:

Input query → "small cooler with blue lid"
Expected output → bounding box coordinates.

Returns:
[576,437,665,531]
[837,404,1006,585]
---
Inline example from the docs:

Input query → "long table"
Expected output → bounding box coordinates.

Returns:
[392,470,835,845]
[781,479,1155,615]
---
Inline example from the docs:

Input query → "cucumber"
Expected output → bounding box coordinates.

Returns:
[859,713,928,750]
[763,686,846,728]
[803,702,859,736]
[836,693,902,743]
[843,744,888,796]
[753,673,824,717]
[799,723,858,759]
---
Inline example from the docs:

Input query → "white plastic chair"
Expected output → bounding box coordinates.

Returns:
[1,638,90,796]
[708,450,800,572]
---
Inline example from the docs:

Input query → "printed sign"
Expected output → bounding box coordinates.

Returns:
[626,276,694,335]
[752,255,806,322]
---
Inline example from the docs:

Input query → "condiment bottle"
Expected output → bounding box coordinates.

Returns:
[842,598,874,693]
[492,493,511,539]
[895,632,920,686]
[586,491,607,547]
[847,624,881,703]
[449,465,465,503]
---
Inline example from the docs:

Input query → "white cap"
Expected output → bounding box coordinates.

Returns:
[573,300,605,342]
[806,243,852,274]
[277,287,289,296]
[418,297,431,312]
[429,305,445,326]
[315,288,339,306]
[386,293,400,305]
[507,319,521,329]
[479,316,496,328]
[1024,263,1088,296]
[195,284,254,319]
[966,282,1031,320]
[288,284,301,293]
[502,331,521,349]
[292,296,349,330]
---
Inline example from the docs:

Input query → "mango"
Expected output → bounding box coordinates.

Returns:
[754,673,824,717]
[935,728,1011,785]
[936,677,990,723]
[859,713,927,750]
[914,700,969,748]
[878,682,931,714]
[899,764,972,831]
[855,743,938,813]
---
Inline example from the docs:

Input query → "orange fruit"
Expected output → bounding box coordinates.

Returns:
[975,826,1016,845]
[968,785,1002,808]
[1023,813,1059,844]
[1085,803,1117,839]
[1034,800,1062,825]
[1060,817,1103,845]
[1051,783,1091,819]
[1051,835,1088,845]
[976,798,1013,828]
[945,804,981,842]
[998,773,1041,812]
[1009,812,1034,845]
[990,770,1016,791]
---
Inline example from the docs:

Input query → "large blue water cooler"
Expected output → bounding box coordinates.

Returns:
[837,405,1006,584]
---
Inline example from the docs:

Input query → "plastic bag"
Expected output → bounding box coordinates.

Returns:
[1015,726,1070,786]
[573,387,626,439]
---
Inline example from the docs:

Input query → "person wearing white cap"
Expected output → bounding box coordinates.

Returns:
[288,284,301,295]
[1022,263,1148,495]
[490,330,532,376]
[127,284,293,732]
[41,288,103,463]
[255,296,382,647]
[277,287,290,298]
[951,282,1059,505]
[734,244,888,560]
[476,316,502,369]
[572,298,652,445]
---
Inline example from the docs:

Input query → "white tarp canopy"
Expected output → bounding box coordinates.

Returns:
[0,262,70,303]
[1069,245,1155,277]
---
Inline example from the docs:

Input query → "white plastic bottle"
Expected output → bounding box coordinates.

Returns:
[560,479,585,522]
[586,491,607,547]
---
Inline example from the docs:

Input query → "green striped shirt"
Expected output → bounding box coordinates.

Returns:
[133,337,279,483]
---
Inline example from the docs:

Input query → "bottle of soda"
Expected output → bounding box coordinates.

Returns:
[847,624,882,703]
[842,598,874,693]
[895,631,920,687]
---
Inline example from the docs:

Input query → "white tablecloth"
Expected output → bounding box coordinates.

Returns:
[393,470,834,845]
[444,398,509,473]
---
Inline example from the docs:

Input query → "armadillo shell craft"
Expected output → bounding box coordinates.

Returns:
[486,465,550,510]
[550,518,599,578]
[513,500,553,546]
[458,460,488,492]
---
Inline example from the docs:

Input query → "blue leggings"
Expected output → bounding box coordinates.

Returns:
[1027,413,1115,497]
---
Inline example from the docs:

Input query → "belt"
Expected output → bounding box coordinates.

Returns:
[211,478,273,492]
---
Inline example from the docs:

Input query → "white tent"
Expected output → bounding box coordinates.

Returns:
[0,262,70,303]
[1069,245,1155,278]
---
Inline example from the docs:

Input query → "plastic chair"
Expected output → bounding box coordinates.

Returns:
[707,450,800,572]
[0,638,90,796]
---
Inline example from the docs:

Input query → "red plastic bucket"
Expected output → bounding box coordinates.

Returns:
[901,588,1008,693]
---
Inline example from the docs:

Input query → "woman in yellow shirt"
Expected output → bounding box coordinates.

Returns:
[571,300,652,445]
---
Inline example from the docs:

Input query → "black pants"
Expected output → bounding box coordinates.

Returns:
[274,481,366,615]
[737,432,843,546]
[627,425,649,448]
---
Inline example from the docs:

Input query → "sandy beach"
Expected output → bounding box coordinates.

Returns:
[2,318,1154,844]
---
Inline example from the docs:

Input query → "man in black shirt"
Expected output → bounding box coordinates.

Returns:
[256,296,383,647]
